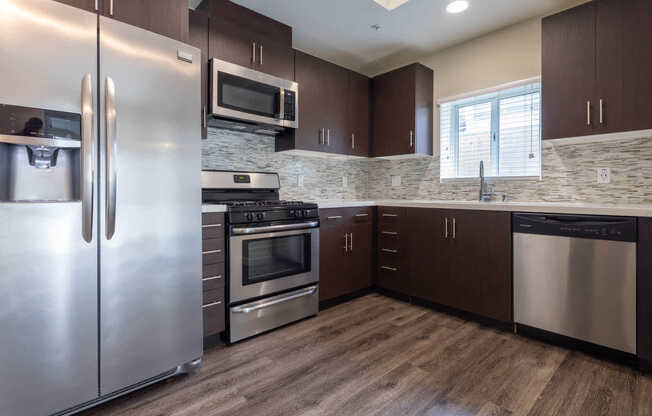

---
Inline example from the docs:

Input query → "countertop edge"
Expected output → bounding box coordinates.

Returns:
[315,200,652,217]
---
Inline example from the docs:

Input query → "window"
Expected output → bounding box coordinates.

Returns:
[440,82,541,179]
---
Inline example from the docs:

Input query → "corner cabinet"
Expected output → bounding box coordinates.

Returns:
[542,0,652,140]
[372,64,433,157]
[277,51,371,157]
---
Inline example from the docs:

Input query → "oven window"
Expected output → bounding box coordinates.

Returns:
[243,234,311,285]
[218,72,280,119]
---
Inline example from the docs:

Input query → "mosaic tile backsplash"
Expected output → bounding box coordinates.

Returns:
[202,128,652,205]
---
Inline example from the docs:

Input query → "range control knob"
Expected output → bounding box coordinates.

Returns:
[289,209,295,217]
[245,212,254,221]
[256,212,265,220]
[303,209,310,217]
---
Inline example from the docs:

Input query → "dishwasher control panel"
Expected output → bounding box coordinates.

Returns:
[512,213,637,242]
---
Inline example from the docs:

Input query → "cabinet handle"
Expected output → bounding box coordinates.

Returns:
[202,106,207,130]
[203,275,223,281]
[381,231,398,236]
[252,42,257,64]
[381,248,398,254]
[352,133,355,149]
[409,130,414,148]
[327,216,342,220]
[349,232,353,251]
[202,301,222,309]
[355,213,368,217]
[327,129,330,146]
[587,101,591,126]
[259,45,263,65]
[344,233,348,252]
[202,249,222,255]
[444,218,449,239]
[202,223,223,228]
[382,213,398,217]
[381,266,398,272]
[320,128,325,145]
[95,0,98,11]
[600,99,604,124]
[109,0,114,16]
[452,218,456,239]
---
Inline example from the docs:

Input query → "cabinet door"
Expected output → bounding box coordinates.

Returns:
[54,0,99,13]
[596,0,652,134]
[254,39,295,81]
[104,0,189,42]
[210,19,257,70]
[372,66,415,157]
[541,2,596,140]
[189,10,209,140]
[405,208,452,304]
[319,222,349,302]
[638,218,652,365]
[349,71,370,156]
[348,222,373,293]
[450,210,512,323]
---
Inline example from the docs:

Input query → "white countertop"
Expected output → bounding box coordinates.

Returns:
[314,200,652,217]
[202,204,228,213]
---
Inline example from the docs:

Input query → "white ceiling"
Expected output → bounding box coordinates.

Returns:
[228,0,580,76]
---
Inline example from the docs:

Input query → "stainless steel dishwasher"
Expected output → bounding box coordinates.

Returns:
[513,213,637,354]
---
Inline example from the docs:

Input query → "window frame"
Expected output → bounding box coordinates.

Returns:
[443,83,542,180]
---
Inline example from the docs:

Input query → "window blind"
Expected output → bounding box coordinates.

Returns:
[440,82,541,179]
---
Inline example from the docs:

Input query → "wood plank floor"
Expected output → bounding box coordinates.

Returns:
[82,294,652,416]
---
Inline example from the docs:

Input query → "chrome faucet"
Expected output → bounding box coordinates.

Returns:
[479,160,494,202]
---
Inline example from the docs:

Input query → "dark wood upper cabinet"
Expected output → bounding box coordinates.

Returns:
[372,63,433,157]
[188,9,210,140]
[349,72,371,157]
[103,0,189,42]
[54,0,100,13]
[201,0,293,79]
[542,0,652,140]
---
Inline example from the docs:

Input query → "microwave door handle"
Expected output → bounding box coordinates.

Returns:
[279,88,285,121]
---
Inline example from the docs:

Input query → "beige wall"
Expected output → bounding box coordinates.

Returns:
[420,17,542,156]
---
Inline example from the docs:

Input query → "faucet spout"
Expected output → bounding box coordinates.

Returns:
[479,160,494,202]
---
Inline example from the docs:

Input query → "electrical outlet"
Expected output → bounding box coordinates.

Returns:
[597,168,611,184]
[298,175,304,188]
[391,175,402,187]
[342,176,348,188]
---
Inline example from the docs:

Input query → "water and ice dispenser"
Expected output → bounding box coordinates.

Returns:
[0,104,82,202]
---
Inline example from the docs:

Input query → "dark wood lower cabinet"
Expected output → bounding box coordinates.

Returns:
[638,218,652,366]
[319,208,373,303]
[202,212,226,338]
[376,207,409,294]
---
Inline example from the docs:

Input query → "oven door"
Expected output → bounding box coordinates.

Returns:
[229,222,319,303]
[210,59,298,128]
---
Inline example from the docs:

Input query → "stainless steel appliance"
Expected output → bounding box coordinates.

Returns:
[202,171,319,343]
[513,213,637,353]
[0,1,202,415]
[209,58,298,135]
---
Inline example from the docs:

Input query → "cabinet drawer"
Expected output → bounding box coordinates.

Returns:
[202,212,224,226]
[378,251,402,269]
[203,248,225,264]
[202,224,225,240]
[203,262,225,279]
[203,273,225,291]
[203,287,225,305]
[203,300,225,336]
[378,207,403,224]
[203,238,225,252]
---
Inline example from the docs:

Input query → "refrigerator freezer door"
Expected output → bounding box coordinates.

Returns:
[98,17,203,395]
[0,1,99,415]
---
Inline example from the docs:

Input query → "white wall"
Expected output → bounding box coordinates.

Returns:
[420,17,542,156]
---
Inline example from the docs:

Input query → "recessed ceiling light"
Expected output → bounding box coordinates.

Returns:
[446,0,469,14]
[374,0,410,11]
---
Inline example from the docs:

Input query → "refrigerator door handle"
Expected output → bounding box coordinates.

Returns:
[81,73,94,243]
[105,76,117,240]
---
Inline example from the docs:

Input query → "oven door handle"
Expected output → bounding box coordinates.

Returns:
[231,221,319,235]
[231,286,318,314]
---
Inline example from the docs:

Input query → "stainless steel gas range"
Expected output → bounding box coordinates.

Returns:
[202,171,319,343]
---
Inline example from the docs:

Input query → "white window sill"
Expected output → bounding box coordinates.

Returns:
[440,175,542,183]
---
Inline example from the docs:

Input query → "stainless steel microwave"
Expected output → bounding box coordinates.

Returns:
[209,58,298,134]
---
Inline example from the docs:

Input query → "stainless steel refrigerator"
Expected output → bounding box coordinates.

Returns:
[0,1,203,415]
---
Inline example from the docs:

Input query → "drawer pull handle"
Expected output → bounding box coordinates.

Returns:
[381,266,398,272]
[202,249,222,254]
[382,214,398,217]
[381,231,398,236]
[202,224,223,228]
[202,301,222,309]
[327,216,342,220]
[381,248,398,254]
[232,286,317,314]
[203,275,222,281]
[355,213,369,217]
